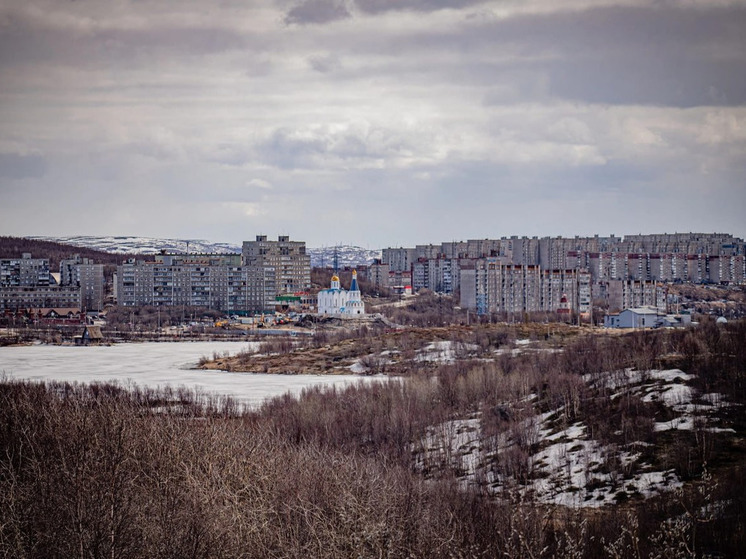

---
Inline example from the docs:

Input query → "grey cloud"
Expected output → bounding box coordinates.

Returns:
[257,128,330,169]
[362,4,746,108]
[0,153,48,179]
[506,6,746,107]
[546,55,746,108]
[255,126,416,170]
[0,18,253,71]
[284,0,351,25]
[308,53,341,73]
[354,0,484,14]
[543,160,659,195]
[206,145,254,167]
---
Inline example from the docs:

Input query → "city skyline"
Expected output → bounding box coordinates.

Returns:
[1,0,745,247]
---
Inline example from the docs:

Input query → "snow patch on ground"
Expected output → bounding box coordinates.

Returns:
[649,369,695,382]
[415,341,478,363]
[643,383,693,407]
[415,412,685,508]
[414,367,732,508]
[348,353,395,373]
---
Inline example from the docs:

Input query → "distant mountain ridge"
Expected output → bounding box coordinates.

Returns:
[28,236,381,268]
[27,236,241,256]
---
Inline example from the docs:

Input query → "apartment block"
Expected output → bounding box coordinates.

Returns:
[466,239,503,259]
[60,255,105,311]
[242,235,311,298]
[381,247,417,273]
[412,257,464,294]
[117,254,272,313]
[461,259,595,316]
[597,279,667,312]
[0,286,81,311]
[0,253,90,312]
[1,254,50,287]
[368,260,391,290]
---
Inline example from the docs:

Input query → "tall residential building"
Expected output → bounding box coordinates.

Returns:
[381,247,417,272]
[242,236,311,304]
[0,254,50,287]
[412,257,462,294]
[460,261,592,316]
[60,255,105,311]
[368,260,391,290]
[598,280,667,312]
[0,254,81,311]
[116,254,271,313]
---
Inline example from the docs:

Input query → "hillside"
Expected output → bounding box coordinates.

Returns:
[27,236,382,268]
[0,236,145,270]
[2,321,744,557]
[26,235,241,256]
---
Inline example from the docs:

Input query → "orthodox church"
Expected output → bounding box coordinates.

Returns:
[317,270,365,316]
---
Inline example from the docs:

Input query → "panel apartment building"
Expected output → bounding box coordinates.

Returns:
[460,260,593,316]
[386,233,745,286]
[116,236,311,313]
[117,253,270,313]
[60,255,105,311]
[242,235,312,296]
[386,232,743,316]
[0,253,104,312]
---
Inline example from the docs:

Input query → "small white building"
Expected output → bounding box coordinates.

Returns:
[604,306,663,329]
[317,270,365,316]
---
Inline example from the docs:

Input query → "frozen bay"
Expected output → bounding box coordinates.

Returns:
[0,341,374,407]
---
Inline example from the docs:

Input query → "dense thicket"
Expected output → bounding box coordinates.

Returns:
[0,382,516,558]
[1,321,745,558]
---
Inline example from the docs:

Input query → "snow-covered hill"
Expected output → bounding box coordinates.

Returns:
[28,236,381,267]
[28,236,242,255]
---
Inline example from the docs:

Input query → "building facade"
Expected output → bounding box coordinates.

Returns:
[1,253,88,312]
[460,261,594,316]
[384,233,745,287]
[1,254,50,287]
[60,255,105,311]
[116,254,271,313]
[242,236,311,304]
[317,270,365,316]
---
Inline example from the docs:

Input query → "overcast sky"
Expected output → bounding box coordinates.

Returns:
[1,0,745,248]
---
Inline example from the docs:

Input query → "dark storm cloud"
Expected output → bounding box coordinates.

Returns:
[0,153,48,179]
[284,0,351,25]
